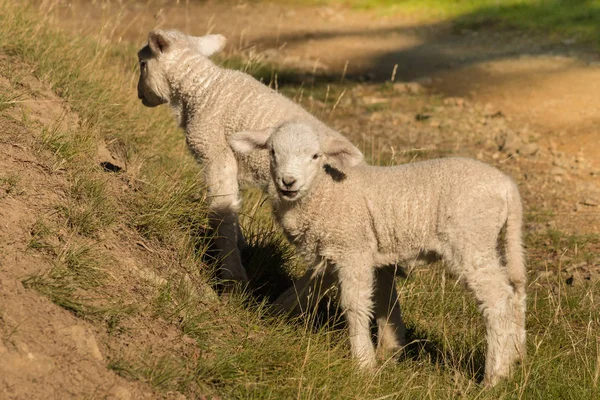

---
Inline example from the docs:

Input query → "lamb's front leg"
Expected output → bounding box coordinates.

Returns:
[337,258,377,371]
[204,150,248,284]
[374,266,406,358]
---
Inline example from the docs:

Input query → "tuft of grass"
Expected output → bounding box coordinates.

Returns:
[22,272,95,317]
[27,219,53,251]
[59,174,116,236]
[0,174,20,196]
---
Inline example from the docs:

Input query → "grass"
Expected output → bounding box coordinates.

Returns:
[297,0,600,46]
[0,0,599,398]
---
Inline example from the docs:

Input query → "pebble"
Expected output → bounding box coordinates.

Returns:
[550,166,567,176]
[518,143,540,157]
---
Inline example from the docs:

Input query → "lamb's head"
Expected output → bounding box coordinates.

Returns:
[229,122,363,202]
[137,29,226,107]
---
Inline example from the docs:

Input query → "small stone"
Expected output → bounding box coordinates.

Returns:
[536,270,555,283]
[497,130,522,154]
[443,97,466,107]
[109,387,132,400]
[405,82,423,94]
[487,110,505,119]
[518,143,540,157]
[363,96,390,105]
[550,166,567,176]
[97,142,125,173]
[582,198,599,207]
[61,325,104,361]
[415,76,433,85]
[392,82,409,93]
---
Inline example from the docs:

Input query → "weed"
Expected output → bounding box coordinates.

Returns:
[0,174,20,196]
[27,218,53,252]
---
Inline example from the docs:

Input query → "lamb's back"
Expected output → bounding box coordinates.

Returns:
[307,158,516,261]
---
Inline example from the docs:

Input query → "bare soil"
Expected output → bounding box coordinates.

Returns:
[0,63,156,399]
[0,57,209,399]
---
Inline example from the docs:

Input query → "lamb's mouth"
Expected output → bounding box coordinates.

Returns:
[279,189,300,200]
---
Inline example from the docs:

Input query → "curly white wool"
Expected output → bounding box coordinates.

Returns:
[229,122,527,387]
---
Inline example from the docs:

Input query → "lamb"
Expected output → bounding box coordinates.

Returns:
[229,121,527,386]
[136,29,364,284]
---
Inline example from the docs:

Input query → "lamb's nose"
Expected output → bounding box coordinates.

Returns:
[282,176,296,188]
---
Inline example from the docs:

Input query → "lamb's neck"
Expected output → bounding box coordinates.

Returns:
[166,54,220,126]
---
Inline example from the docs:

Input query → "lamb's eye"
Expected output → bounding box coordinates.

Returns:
[139,61,147,70]
[312,153,319,160]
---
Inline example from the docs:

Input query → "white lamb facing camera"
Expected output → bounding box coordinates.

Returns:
[229,121,527,387]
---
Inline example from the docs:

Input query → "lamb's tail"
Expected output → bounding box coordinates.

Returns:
[505,182,527,358]
[505,183,526,299]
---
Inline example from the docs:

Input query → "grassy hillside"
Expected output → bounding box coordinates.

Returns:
[0,1,599,399]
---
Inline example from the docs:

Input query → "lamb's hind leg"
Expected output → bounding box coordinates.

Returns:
[205,152,248,284]
[337,258,377,371]
[374,266,406,358]
[463,254,520,387]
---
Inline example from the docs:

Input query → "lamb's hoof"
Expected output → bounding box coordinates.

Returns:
[376,344,404,363]
[482,372,506,388]
[219,265,249,284]
[356,357,378,374]
[217,271,250,297]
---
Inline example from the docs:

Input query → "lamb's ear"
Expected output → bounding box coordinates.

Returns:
[148,30,172,55]
[229,128,273,154]
[323,137,364,168]
[195,34,226,57]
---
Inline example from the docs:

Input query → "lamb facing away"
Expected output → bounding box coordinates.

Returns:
[136,29,364,284]
[229,122,527,387]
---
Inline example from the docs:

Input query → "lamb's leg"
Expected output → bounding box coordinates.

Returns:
[209,211,248,283]
[337,260,377,371]
[374,266,406,358]
[272,263,336,315]
[204,151,248,284]
[463,255,519,387]
[236,222,248,251]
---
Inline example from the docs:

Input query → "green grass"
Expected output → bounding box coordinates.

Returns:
[1,0,599,398]
[297,0,600,46]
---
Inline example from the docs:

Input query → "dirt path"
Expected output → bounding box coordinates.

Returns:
[55,0,599,169]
